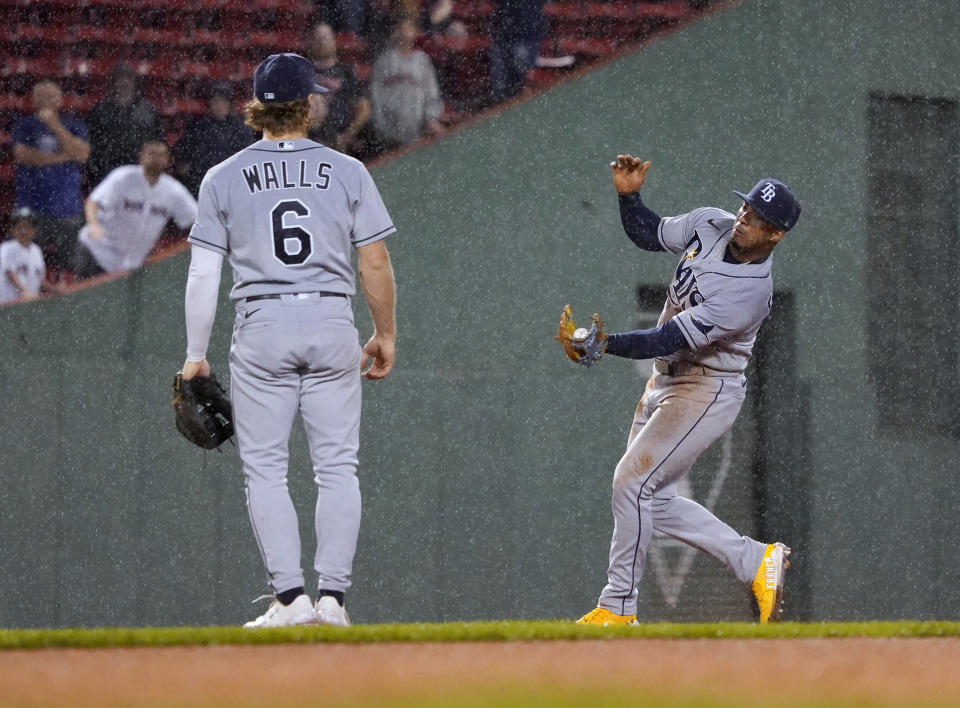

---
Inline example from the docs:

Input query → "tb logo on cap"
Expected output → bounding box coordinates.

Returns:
[760,183,777,202]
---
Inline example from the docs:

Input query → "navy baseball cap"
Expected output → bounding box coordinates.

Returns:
[733,178,801,232]
[253,53,327,103]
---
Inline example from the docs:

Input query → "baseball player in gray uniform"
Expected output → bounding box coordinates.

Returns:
[181,53,397,628]
[575,156,800,626]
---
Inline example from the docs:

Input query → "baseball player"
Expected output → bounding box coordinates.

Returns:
[0,207,53,303]
[73,140,197,279]
[181,53,397,628]
[573,156,800,625]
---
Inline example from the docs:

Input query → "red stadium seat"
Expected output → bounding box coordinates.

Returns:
[0,95,27,111]
[61,57,116,79]
[0,0,719,229]
[1,56,62,80]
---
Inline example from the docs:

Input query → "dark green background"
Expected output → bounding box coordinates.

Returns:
[2,0,958,627]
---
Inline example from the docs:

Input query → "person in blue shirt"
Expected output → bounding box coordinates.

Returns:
[11,80,90,274]
[489,0,547,104]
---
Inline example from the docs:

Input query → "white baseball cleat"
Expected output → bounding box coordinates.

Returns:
[243,594,317,629]
[315,595,351,626]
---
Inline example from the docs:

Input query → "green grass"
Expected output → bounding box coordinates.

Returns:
[356,688,958,708]
[2,619,959,650]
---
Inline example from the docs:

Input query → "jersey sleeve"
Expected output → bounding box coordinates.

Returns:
[88,167,124,209]
[31,244,46,277]
[0,242,12,275]
[187,172,229,255]
[171,180,199,229]
[184,244,224,361]
[351,165,396,247]
[670,295,768,350]
[658,207,728,254]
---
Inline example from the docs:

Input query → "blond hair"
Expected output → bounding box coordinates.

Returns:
[243,98,311,135]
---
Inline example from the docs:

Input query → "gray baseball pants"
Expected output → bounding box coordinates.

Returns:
[598,372,767,617]
[230,293,363,596]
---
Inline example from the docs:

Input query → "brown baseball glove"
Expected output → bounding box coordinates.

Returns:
[554,305,608,367]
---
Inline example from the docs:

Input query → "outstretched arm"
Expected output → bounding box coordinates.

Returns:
[84,199,106,240]
[611,154,663,251]
[604,319,687,360]
[619,192,664,251]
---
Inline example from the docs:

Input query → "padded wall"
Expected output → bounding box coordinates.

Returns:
[2,0,959,627]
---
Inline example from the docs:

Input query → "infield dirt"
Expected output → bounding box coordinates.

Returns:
[2,637,958,707]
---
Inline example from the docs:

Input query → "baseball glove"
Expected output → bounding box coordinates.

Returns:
[171,371,234,449]
[554,304,608,367]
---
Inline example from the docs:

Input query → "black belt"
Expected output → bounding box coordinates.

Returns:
[244,292,344,303]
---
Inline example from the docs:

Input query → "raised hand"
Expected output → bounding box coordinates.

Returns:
[611,154,652,195]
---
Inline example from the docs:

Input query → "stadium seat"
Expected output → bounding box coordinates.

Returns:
[0,0,718,222]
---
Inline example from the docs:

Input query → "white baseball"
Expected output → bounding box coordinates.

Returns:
[572,327,590,342]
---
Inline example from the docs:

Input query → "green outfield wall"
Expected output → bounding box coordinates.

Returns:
[2,0,959,627]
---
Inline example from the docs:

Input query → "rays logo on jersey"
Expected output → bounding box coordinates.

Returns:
[671,233,704,308]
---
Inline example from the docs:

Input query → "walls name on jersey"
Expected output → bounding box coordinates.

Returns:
[241,160,332,195]
[672,232,704,308]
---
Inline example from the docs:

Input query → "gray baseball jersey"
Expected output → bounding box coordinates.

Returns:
[595,206,775,619]
[188,138,395,299]
[187,136,395,612]
[655,207,772,373]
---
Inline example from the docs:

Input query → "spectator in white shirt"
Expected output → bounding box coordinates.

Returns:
[0,207,57,303]
[73,140,198,279]
[369,18,444,153]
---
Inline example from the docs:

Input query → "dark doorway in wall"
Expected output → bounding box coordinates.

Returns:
[867,92,959,438]
[750,291,812,620]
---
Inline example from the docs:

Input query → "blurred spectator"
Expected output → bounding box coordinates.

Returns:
[327,0,368,34]
[489,0,548,104]
[0,207,58,303]
[362,0,399,62]
[72,141,197,280]
[85,63,162,188]
[11,80,90,274]
[369,18,444,153]
[173,82,255,197]
[420,18,482,111]
[420,0,455,36]
[306,23,372,155]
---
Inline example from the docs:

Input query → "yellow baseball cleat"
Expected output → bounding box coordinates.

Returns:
[576,607,638,626]
[751,542,791,623]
